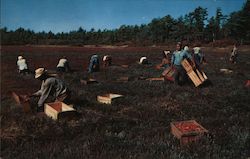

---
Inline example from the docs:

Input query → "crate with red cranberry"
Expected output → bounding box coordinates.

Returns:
[170,120,208,145]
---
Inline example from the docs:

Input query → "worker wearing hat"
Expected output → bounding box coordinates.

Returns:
[139,56,148,64]
[88,54,100,73]
[103,55,112,67]
[157,50,171,69]
[57,56,71,73]
[17,55,29,74]
[193,44,206,68]
[32,68,71,112]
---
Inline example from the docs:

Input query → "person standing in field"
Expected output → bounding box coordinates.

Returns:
[57,56,71,73]
[230,44,238,64]
[193,45,206,68]
[32,68,71,112]
[17,55,29,75]
[171,42,193,85]
[88,54,100,73]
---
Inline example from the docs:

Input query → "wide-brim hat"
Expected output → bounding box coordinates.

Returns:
[18,56,23,60]
[35,68,46,79]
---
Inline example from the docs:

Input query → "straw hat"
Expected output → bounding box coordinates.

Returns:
[35,68,46,79]
[139,56,147,64]
[18,56,23,60]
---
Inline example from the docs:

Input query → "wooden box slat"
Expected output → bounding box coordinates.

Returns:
[181,59,193,72]
[97,93,123,104]
[146,77,165,81]
[117,77,130,82]
[187,71,202,87]
[80,79,98,85]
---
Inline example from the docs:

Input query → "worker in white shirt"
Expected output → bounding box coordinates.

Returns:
[17,55,29,75]
[57,56,71,72]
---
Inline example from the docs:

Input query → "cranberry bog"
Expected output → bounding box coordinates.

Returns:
[1,45,250,158]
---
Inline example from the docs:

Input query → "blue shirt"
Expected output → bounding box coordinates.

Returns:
[171,50,192,66]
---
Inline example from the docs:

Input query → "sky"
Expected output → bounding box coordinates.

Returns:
[1,0,246,33]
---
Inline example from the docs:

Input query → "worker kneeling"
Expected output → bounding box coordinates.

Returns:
[139,56,148,64]
[57,56,71,73]
[103,55,112,67]
[32,68,71,112]
[88,54,100,73]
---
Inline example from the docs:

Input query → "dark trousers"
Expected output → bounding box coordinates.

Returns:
[173,65,187,85]
[19,69,29,75]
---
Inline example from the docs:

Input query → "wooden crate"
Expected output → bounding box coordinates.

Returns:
[121,65,129,68]
[181,59,193,72]
[44,102,76,120]
[97,93,123,104]
[220,68,233,74]
[181,58,208,87]
[146,77,165,81]
[117,77,130,82]
[170,120,208,145]
[162,67,175,81]
[12,92,31,113]
[187,70,203,87]
[189,69,208,87]
[80,78,98,85]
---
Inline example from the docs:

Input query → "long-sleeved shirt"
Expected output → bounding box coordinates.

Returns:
[171,50,192,66]
[193,47,204,66]
[17,59,28,70]
[88,55,99,73]
[34,77,68,107]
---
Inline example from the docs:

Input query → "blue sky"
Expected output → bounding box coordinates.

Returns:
[1,0,246,33]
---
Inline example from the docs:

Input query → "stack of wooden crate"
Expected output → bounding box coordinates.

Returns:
[181,59,208,87]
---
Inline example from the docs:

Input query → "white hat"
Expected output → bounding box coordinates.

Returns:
[35,68,46,79]
[18,56,23,60]
[184,46,189,51]
[164,51,170,56]
[139,56,147,64]
[103,55,110,61]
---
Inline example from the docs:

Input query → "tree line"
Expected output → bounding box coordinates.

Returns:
[1,1,249,46]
